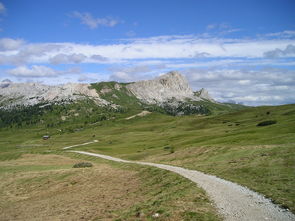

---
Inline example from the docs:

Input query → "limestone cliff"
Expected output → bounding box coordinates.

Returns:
[126,71,213,104]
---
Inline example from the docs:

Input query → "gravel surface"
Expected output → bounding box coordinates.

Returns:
[69,150,295,221]
[62,140,98,150]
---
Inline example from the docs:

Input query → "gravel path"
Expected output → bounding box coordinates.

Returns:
[62,140,98,150]
[69,150,295,221]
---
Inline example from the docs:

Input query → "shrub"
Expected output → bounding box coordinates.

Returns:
[256,120,277,127]
[170,147,175,154]
[163,146,175,153]
[73,162,93,168]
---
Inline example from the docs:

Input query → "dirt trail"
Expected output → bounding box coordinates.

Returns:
[125,111,151,120]
[69,150,295,221]
[62,140,98,150]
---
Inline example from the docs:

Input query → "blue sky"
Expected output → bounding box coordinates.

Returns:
[0,0,295,105]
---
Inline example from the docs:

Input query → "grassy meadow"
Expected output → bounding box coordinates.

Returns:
[0,153,221,220]
[0,103,294,216]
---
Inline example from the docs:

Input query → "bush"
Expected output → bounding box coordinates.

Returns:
[164,146,171,150]
[163,146,175,153]
[73,162,93,168]
[256,120,277,127]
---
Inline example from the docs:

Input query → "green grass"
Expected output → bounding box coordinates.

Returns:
[0,152,22,161]
[0,164,72,174]
[0,103,294,213]
[63,152,221,220]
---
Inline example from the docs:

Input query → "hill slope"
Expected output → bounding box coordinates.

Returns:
[0,98,294,214]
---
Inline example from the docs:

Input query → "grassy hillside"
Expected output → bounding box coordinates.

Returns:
[1,101,294,214]
[0,105,295,211]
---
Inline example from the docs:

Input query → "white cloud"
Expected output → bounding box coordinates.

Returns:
[1,35,295,66]
[109,64,166,82]
[6,65,79,78]
[206,24,216,30]
[261,30,295,39]
[264,44,295,58]
[77,73,106,83]
[0,42,64,65]
[206,23,241,35]
[50,53,87,64]
[193,51,211,58]
[71,11,120,29]
[61,38,295,60]
[183,68,295,105]
[90,54,108,61]
[238,80,251,85]
[125,30,136,37]
[0,38,24,51]
[0,2,6,14]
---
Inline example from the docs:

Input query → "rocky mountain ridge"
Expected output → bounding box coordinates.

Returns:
[0,71,214,108]
[0,81,109,108]
[127,71,213,103]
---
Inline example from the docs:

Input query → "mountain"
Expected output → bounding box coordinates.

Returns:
[0,71,213,108]
[0,81,108,108]
[0,71,245,128]
[127,71,207,103]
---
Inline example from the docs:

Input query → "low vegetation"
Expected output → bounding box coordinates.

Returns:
[73,162,93,168]
[0,102,294,216]
[0,153,221,220]
[256,120,277,126]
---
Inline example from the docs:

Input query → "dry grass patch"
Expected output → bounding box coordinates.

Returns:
[0,154,141,221]
[0,153,221,221]
[0,154,78,167]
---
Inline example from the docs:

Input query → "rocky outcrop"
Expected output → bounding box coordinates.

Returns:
[126,71,213,104]
[195,88,215,102]
[0,82,109,107]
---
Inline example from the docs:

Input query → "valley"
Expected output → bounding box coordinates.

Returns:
[0,73,294,220]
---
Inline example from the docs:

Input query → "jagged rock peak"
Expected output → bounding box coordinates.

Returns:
[126,71,201,104]
[197,88,215,102]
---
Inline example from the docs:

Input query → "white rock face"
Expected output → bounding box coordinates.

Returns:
[196,88,215,102]
[126,71,212,104]
[0,71,215,108]
[0,82,109,107]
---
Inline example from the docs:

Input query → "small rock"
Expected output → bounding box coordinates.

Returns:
[152,213,160,218]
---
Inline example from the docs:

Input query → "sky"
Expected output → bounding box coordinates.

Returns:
[0,0,295,106]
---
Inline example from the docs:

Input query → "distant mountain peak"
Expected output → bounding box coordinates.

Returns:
[127,71,214,104]
[195,88,215,102]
